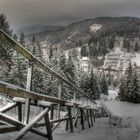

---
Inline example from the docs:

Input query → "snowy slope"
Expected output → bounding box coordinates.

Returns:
[103,101,140,131]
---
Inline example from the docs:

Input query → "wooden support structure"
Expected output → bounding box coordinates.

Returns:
[0,113,48,138]
[0,29,98,139]
[11,107,50,140]
[90,109,93,127]
[17,102,22,122]
[80,108,85,130]
[44,111,53,140]
[0,125,18,134]
[67,106,73,132]
[0,102,17,113]
[24,61,33,124]
[86,109,91,128]
[57,82,62,119]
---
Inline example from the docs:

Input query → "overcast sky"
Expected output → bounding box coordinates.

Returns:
[0,0,140,31]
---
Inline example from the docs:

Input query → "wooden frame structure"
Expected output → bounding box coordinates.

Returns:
[0,29,98,140]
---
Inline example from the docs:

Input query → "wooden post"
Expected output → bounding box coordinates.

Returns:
[11,108,50,140]
[50,105,54,129]
[65,118,69,131]
[67,106,73,132]
[44,110,53,140]
[80,108,85,130]
[86,109,91,128]
[73,109,79,128]
[73,92,76,116]
[24,61,33,124]
[57,82,62,119]
[93,109,95,122]
[17,102,22,122]
[90,109,93,127]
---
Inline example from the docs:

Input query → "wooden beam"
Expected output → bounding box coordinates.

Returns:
[0,81,67,104]
[11,107,50,140]
[0,125,18,134]
[0,29,96,104]
[0,102,17,113]
[0,113,48,138]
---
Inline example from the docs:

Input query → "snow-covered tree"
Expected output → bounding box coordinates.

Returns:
[9,33,28,88]
[80,69,100,100]
[118,62,140,103]
[100,74,108,95]
[0,14,13,80]
[31,36,45,94]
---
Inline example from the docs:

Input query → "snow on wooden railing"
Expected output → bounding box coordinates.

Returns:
[0,29,96,104]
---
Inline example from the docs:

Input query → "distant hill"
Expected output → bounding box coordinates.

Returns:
[19,25,64,40]
[39,17,140,50]
[26,17,140,67]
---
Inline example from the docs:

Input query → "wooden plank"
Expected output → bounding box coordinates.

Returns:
[0,29,96,104]
[0,102,17,113]
[0,81,67,104]
[11,107,50,140]
[0,113,48,138]
[0,125,18,134]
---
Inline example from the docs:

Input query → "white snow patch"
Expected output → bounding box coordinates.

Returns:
[132,53,140,66]
[89,24,102,33]
[103,101,140,132]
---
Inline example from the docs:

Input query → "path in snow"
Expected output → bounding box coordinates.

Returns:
[0,117,139,140]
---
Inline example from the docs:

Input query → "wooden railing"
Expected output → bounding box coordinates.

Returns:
[0,29,98,140]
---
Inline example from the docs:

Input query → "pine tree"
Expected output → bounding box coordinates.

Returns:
[9,32,27,88]
[118,77,127,101]
[0,14,13,81]
[31,35,45,94]
[65,55,76,84]
[129,65,140,103]
[89,69,100,99]
[49,46,53,61]
[0,14,11,35]
[0,13,12,60]
[134,42,140,52]
[80,69,100,100]
[118,62,140,103]
[100,74,108,95]
[19,32,25,46]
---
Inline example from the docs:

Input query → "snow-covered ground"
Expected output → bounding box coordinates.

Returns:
[103,101,140,132]
[132,53,140,66]
[89,24,102,33]
[0,117,139,140]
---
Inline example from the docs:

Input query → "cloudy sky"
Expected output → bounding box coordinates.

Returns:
[0,0,140,31]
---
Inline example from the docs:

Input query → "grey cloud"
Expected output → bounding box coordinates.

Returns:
[0,0,140,31]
